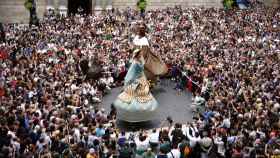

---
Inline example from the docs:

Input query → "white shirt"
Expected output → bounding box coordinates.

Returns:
[133,35,149,46]
[149,132,159,143]
[106,77,114,84]
[90,87,96,96]
[28,91,34,98]
[186,126,201,148]
[220,118,231,128]
[214,137,225,156]
[167,149,181,158]
[73,128,81,143]
[135,138,149,151]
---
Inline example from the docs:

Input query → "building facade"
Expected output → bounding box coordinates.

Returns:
[0,0,279,23]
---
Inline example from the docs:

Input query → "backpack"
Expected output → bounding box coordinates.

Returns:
[183,146,192,158]
[119,147,131,158]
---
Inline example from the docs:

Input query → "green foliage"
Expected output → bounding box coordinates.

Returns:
[137,0,147,11]
[24,0,33,10]
[223,0,234,9]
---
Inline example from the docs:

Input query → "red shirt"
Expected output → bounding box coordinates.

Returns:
[0,49,8,59]
[0,87,5,97]
[47,50,54,56]
[11,80,17,89]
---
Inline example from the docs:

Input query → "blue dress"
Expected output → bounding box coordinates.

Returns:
[113,60,158,122]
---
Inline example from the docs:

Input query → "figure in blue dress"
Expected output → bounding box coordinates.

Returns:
[113,49,158,122]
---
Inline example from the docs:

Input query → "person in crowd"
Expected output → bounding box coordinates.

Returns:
[143,147,156,158]
[0,2,279,157]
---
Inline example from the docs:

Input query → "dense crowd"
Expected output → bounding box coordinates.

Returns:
[0,3,279,158]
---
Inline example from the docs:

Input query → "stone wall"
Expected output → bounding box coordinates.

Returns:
[0,0,46,24]
[263,0,280,7]
[112,0,223,9]
[0,0,279,23]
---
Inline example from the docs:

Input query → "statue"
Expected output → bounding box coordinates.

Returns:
[137,0,147,17]
[141,46,168,85]
[24,0,39,26]
[113,23,168,122]
[113,49,158,122]
[133,23,168,86]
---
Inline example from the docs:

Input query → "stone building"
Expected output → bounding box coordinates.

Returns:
[0,0,279,23]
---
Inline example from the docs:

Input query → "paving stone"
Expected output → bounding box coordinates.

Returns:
[101,81,194,130]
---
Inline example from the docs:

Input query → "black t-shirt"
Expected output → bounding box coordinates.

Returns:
[171,128,185,143]
[119,147,132,158]
[156,154,168,158]
[0,136,9,149]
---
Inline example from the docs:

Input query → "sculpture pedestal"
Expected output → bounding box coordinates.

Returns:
[113,96,158,123]
[116,106,158,122]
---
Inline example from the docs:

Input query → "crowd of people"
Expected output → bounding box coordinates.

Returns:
[0,2,279,158]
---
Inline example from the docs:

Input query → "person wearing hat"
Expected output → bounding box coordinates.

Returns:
[143,148,156,158]
[156,144,169,158]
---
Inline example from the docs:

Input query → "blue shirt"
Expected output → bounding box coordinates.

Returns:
[95,128,105,137]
